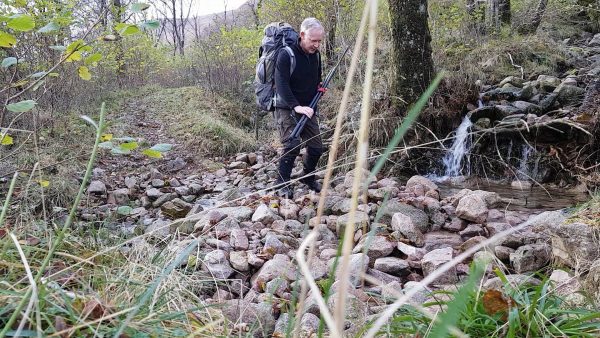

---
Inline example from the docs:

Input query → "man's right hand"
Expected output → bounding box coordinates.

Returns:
[293,106,314,118]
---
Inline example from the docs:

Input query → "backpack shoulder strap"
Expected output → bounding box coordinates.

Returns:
[283,46,295,76]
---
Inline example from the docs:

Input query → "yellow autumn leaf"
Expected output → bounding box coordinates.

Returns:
[100,133,113,141]
[65,50,82,62]
[38,180,50,187]
[78,66,91,81]
[1,133,13,145]
[143,149,163,158]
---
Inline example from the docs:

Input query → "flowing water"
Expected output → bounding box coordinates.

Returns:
[518,145,533,180]
[442,116,473,177]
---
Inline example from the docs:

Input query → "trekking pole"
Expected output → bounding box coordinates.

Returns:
[289,44,351,140]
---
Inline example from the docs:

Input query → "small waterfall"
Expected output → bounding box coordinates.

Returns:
[518,145,533,179]
[443,116,473,177]
[532,152,542,180]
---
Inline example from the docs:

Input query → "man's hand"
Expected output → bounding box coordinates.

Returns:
[293,106,314,118]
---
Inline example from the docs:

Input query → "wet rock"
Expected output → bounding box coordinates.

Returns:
[456,194,488,223]
[510,243,551,273]
[392,212,424,247]
[203,250,234,279]
[229,251,250,271]
[161,198,192,219]
[88,180,106,194]
[421,247,457,284]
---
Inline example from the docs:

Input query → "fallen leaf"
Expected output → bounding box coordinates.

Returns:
[482,289,516,321]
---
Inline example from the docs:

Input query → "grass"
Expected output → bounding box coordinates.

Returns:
[565,192,600,226]
[378,268,600,337]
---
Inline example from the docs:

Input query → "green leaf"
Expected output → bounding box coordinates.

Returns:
[85,53,102,66]
[150,143,173,152]
[38,21,59,34]
[140,20,160,30]
[6,100,36,113]
[1,133,13,145]
[8,14,35,32]
[78,66,92,81]
[0,31,16,48]
[116,206,133,215]
[65,50,82,62]
[131,2,151,13]
[98,141,114,149]
[120,142,139,151]
[66,39,85,52]
[115,23,140,36]
[1,57,17,68]
[111,147,131,155]
[143,149,163,158]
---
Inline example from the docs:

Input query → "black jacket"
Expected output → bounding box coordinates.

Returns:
[274,43,322,109]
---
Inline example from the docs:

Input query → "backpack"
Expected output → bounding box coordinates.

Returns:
[254,22,299,111]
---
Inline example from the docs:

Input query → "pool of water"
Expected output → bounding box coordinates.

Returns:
[433,177,590,211]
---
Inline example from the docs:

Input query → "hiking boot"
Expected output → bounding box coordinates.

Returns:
[277,185,294,199]
[300,177,322,193]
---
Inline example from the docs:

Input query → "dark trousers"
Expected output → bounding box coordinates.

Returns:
[274,108,324,183]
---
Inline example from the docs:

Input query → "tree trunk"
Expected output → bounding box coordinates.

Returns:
[112,0,127,86]
[388,0,435,112]
[324,1,338,64]
[499,0,511,25]
[519,0,548,34]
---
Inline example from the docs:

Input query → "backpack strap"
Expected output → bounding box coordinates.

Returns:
[283,46,295,76]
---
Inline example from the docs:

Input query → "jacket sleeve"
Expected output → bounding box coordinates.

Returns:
[274,49,300,109]
[318,52,323,84]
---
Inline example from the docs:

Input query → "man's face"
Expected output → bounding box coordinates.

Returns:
[300,28,324,54]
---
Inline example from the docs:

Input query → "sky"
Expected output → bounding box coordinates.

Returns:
[193,0,248,16]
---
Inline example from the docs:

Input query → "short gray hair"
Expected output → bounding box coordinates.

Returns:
[301,17,324,34]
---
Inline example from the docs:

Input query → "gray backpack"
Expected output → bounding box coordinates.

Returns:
[254,22,298,111]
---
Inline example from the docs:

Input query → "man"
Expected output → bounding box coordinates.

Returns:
[273,17,325,199]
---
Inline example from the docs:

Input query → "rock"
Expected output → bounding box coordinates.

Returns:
[456,194,488,223]
[278,199,299,220]
[343,168,376,189]
[145,219,170,240]
[423,231,463,251]
[262,234,286,257]
[220,300,276,337]
[511,101,541,114]
[229,251,250,271]
[174,186,190,196]
[499,76,524,88]
[459,236,488,253]
[216,187,243,202]
[111,188,130,205]
[366,268,403,285]
[252,204,278,225]
[320,248,338,261]
[230,229,249,250]
[444,218,467,232]
[391,212,424,247]
[151,179,165,188]
[556,84,586,107]
[537,75,561,92]
[484,274,541,289]
[273,313,290,337]
[250,254,296,290]
[153,192,177,208]
[353,236,395,260]
[549,269,584,305]
[298,207,316,223]
[459,224,486,238]
[397,242,426,261]
[381,200,429,231]
[588,33,600,47]
[327,294,367,335]
[248,252,265,268]
[374,257,410,276]
[228,161,247,169]
[300,313,320,336]
[88,180,106,194]
[494,245,514,261]
[336,211,369,237]
[160,198,192,219]
[309,258,329,281]
[203,250,234,279]
[402,281,432,306]
[421,247,457,284]
[510,243,551,273]
[123,177,137,189]
[265,277,289,297]
[146,187,163,199]
[330,253,369,287]
[584,260,600,305]
[165,157,186,172]
[406,175,439,194]
[380,281,403,302]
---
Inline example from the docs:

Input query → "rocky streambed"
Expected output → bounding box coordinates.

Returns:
[81,148,600,337]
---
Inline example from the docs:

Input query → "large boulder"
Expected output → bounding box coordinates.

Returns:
[509,243,551,273]
[379,200,429,231]
[392,212,424,247]
[456,194,488,223]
